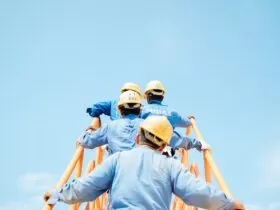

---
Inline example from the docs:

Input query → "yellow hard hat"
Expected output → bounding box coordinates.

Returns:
[144,80,165,97]
[139,116,173,146]
[117,90,142,108]
[120,82,141,96]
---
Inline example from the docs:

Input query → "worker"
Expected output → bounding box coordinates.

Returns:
[44,116,245,210]
[82,90,143,155]
[140,80,211,155]
[86,82,141,120]
[141,80,193,129]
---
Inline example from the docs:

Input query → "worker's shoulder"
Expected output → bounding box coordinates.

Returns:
[169,108,183,117]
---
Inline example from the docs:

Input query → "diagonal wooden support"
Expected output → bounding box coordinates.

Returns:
[190,118,233,198]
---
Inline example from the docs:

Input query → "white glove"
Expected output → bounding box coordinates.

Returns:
[201,142,212,151]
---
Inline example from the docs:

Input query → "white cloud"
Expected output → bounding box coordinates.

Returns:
[0,172,59,210]
[17,172,57,193]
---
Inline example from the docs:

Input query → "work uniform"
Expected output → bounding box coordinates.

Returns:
[47,146,235,210]
[80,114,141,155]
[80,117,202,155]
[140,100,192,128]
[86,99,120,120]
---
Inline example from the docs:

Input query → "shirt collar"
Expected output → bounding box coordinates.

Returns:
[122,114,139,120]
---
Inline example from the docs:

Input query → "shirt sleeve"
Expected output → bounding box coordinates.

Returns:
[170,161,235,210]
[48,153,119,205]
[169,131,202,151]
[86,100,112,117]
[170,111,192,128]
[79,125,109,149]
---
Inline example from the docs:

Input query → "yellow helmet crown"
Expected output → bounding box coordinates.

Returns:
[144,80,165,96]
[120,82,141,96]
[117,90,142,108]
[139,116,173,146]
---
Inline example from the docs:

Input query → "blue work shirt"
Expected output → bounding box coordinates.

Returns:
[80,117,202,155]
[86,99,120,120]
[80,114,142,155]
[140,100,192,128]
[48,147,235,210]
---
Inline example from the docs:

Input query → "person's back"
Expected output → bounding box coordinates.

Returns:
[110,147,174,209]
[105,115,142,154]
[141,100,168,117]
[110,146,231,210]
[141,80,192,128]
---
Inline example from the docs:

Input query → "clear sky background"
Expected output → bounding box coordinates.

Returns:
[0,1,279,210]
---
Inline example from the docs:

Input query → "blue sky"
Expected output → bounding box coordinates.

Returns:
[0,1,279,209]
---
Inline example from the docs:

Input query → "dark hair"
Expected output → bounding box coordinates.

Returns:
[119,104,141,116]
[147,93,164,103]
[138,129,163,150]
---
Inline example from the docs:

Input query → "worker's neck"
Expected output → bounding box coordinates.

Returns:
[138,143,162,153]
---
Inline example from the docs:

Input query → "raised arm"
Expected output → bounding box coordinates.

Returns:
[46,153,118,205]
[170,161,235,210]
[170,111,192,128]
[86,100,112,117]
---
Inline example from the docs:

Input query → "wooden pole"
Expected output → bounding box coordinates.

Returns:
[186,125,192,136]
[190,118,233,198]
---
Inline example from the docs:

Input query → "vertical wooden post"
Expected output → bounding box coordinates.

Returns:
[204,151,212,184]
[189,164,200,210]
[186,125,192,136]
[89,161,96,210]
[94,147,103,209]
[175,149,189,210]
[173,125,192,210]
